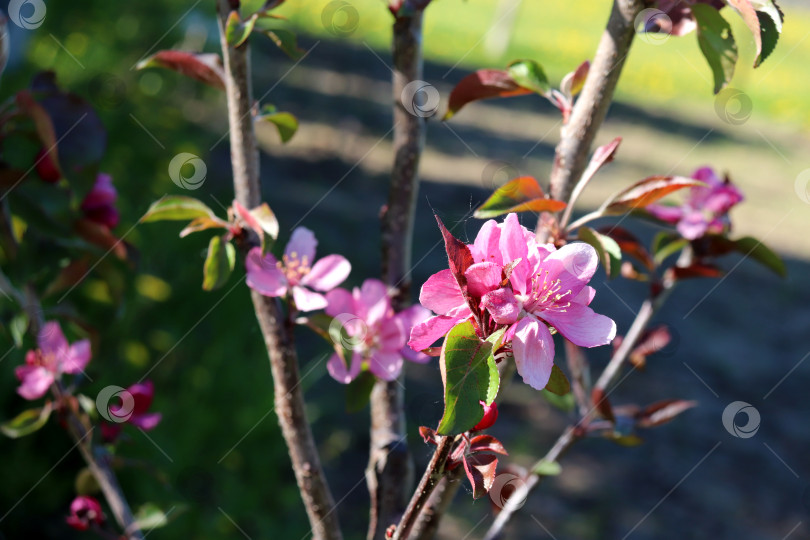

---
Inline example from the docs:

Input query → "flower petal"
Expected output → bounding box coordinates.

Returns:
[245,247,287,297]
[61,340,91,374]
[646,203,683,224]
[292,286,328,312]
[301,254,351,292]
[127,381,154,415]
[325,288,356,318]
[16,366,54,400]
[360,279,390,328]
[38,322,68,357]
[369,351,404,381]
[573,285,595,306]
[677,210,709,240]
[472,219,501,264]
[408,315,462,351]
[512,317,555,391]
[465,262,503,298]
[129,412,162,431]
[380,316,406,352]
[540,303,616,348]
[327,352,362,384]
[285,227,317,263]
[498,213,528,266]
[419,269,466,316]
[481,287,520,325]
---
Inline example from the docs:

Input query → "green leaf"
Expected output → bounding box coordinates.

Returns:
[133,503,170,531]
[141,196,216,223]
[1,403,52,439]
[692,4,738,93]
[541,388,575,412]
[578,226,622,279]
[733,236,786,277]
[755,6,782,66]
[507,59,550,96]
[437,321,500,435]
[346,371,376,413]
[533,460,562,476]
[10,313,28,348]
[544,364,570,396]
[75,468,101,495]
[258,110,299,143]
[653,232,688,265]
[202,236,236,291]
[474,176,566,219]
[252,18,304,60]
[225,11,258,47]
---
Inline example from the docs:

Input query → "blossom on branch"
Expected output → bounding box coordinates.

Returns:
[246,227,351,311]
[646,167,743,240]
[325,279,429,383]
[65,495,105,531]
[81,173,119,229]
[15,322,91,400]
[409,213,616,391]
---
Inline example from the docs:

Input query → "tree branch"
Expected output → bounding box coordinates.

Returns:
[216,3,341,539]
[370,8,427,539]
[392,435,455,540]
[409,468,463,540]
[548,0,643,204]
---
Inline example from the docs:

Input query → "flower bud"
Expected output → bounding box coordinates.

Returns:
[472,401,498,432]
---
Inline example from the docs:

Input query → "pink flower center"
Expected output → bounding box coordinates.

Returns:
[523,269,572,315]
[281,252,312,285]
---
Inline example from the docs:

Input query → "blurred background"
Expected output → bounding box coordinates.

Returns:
[1,0,809,538]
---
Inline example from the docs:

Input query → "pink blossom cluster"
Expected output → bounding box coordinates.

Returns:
[409,213,616,391]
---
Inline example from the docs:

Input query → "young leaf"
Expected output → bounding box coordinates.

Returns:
[672,262,724,280]
[733,236,786,277]
[544,364,570,396]
[577,226,622,279]
[598,226,655,272]
[636,399,697,428]
[463,452,498,499]
[606,176,705,212]
[652,231,688,264]
[141,196,216,223]
[1,403,53,438]
[469,434,508,455]
[444,69,532,120]
[254,17,304,60]
[437,321,499,435]
[726,0,762,65]
[133,503,170,531]
[225,11,258,47]
[258,110,299,143]
[692,4,738,93]
[435,215,475,304]
[560,60,590,98]
[532,460,562,476]
[202,236,236,291]
[591,387,615,422]
[74,219,128,260]
[179,216,228,238]
[506,59,550,96]
[541,388,575,412]
[475,176,566,219]
[136,51,226,91]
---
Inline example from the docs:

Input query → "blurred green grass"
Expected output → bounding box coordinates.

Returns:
[276,0,810,129]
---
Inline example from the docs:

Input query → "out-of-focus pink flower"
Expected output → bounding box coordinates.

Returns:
[34,148,61,183]
[65,495,105,531]
[646,167,743,240]
[325,279,429,383]
[246,227,351,312]
[409,213,615,392]
[15,322,91,400]
[81,173,119,228]
[103,380,162,442]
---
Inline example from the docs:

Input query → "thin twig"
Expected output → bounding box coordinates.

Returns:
[215,2,341,539]
[371,8,428,539]
[392,436,456,540]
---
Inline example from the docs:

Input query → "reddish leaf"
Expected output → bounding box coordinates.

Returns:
[444,69,532,120]
[560,60,590,98]
[419,425,438,445]
[136,51,226,91]
[16,91,59,172]
[435,215,475,309]
[463,452,498,499]
[636,399,697,428]
[591,387,615,422]
[474,176,566,219]
[469,434,508,456]
[629,325,671,370]
[606,175,706,211]
[598,226,655,271]
[74,219,127,260]
[672,263,724,280]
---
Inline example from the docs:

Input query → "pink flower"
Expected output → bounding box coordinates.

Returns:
[246,227,351,312]
[81,173,119,228]
[410,213,616,391]
[646,167,743,240]
[15,322,91,400]
[103,380,162,442]
[65,495,105,531]
[325,279,429,383]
